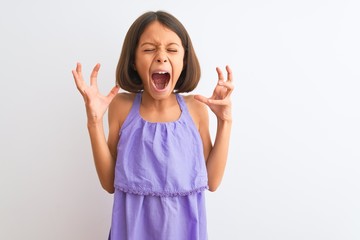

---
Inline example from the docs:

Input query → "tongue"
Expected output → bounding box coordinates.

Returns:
[152,73,168,90]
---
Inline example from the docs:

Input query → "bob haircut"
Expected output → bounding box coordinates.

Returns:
[116,11,201,93]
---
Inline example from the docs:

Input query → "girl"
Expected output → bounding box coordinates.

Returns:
[72,11,233,240]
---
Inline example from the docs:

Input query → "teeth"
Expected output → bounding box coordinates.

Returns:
[157,71,168,74]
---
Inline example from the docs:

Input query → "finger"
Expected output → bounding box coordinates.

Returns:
[194,94,210,106]
[72,63,87,94]
[106,85,120,101]
[218,80,234,94]
[220,86,228,98]
[212,82,233,100]
[212,85,226,100]
[226,65,233,82]
[72,74,86,95]
[76,62,82,74]
[216,67,225,81]
[75,62,85,81]
[90,63,100,87]
[208,98,231,106]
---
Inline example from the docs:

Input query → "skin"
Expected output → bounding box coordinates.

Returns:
[72,21,234,193]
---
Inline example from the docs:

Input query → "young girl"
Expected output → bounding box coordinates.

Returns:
[72,11,233,240]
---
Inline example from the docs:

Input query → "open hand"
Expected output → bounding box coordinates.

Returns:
[72,63,119,124]
[194,66,234,121]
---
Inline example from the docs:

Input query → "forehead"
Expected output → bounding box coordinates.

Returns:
[138,21,182,45]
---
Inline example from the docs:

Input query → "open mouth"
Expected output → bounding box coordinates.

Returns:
[152,72,170,90]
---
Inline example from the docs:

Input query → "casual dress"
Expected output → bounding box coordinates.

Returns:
[109,92,208,240]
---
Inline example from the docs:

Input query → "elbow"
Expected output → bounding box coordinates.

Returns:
[106,188,115,194]
[208,181,220,192]
[102,183,115,194]
[208,186,218,192]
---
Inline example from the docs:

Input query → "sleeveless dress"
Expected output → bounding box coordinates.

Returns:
[109,93,209,240]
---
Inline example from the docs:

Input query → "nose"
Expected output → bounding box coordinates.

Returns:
[156,52,168,63]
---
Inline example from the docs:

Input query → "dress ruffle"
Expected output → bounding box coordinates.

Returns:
[115,185,209,198]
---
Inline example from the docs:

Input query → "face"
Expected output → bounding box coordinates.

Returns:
[134,21,185,100]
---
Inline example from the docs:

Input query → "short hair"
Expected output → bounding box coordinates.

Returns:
[116,11,201,93]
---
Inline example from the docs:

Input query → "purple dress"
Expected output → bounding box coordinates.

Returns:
[109,93,209,240]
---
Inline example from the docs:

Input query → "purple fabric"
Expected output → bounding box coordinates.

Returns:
[110,93,208,240]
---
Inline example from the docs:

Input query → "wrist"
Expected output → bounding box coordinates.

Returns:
[216,119,232,133]
[87,118,104,129]
[217,117,232,125]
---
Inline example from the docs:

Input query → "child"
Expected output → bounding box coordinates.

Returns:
[72,11,233,240]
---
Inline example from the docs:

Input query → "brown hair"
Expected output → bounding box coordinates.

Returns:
[116,11,201,93]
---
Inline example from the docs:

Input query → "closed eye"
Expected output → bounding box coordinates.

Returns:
[144,49,155,52]
[167,49,178,53]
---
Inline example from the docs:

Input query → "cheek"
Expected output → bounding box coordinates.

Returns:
[174,55,185,70]
[135,59,150,75]
[134,55,147,68]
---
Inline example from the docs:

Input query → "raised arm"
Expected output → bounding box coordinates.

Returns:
[195,66,234,192]
[72,63,119,193]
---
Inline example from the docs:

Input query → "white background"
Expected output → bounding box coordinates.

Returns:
[1,0,359,239]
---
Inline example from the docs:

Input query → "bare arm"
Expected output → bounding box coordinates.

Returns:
[72,63,119,193]
[195,66,234,192]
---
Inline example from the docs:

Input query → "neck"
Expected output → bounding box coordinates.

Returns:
[139,91,181,123]
[141,91,178,111]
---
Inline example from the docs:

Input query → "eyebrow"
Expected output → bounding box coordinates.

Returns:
[140,42,181,47]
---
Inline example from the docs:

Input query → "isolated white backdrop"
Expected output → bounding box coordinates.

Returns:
[0,0,359,239]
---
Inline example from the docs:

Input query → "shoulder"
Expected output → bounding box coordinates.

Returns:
[182,94,209,129]
[183,94,207,111]
[109,92,136,128]
[109,92,136,112]
[111,92,136,106]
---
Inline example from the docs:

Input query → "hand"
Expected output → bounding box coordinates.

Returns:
[72,63,119,124]
[194,66,234,121]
